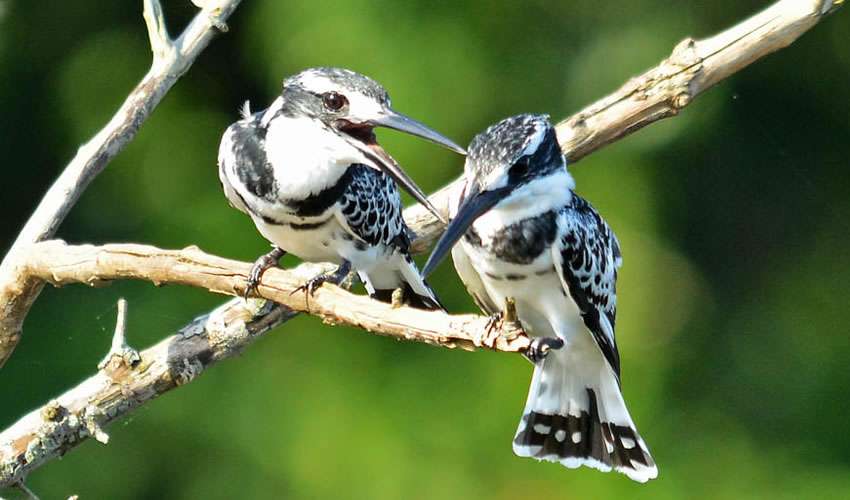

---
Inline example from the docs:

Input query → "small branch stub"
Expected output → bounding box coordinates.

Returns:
[192,0,231,32]
[503,297,518,324]
[97,298,140,371]
[83,406,110,445]
[391,288,405,309]
[40,400,66,423]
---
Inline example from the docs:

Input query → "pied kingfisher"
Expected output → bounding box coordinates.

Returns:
[218,67,465,309]
[423,114,657,481]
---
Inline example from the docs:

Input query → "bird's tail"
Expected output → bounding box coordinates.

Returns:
[358,252,444,311]
[512,342,657,482]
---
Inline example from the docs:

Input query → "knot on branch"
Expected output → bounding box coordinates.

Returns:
[82,406,110,445]
[40,401,67,423]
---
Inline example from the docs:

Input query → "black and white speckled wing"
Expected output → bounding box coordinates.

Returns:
[336,165,409,252]
[335,165,442,310]
[217,112,277,215]
[553,194,623,378]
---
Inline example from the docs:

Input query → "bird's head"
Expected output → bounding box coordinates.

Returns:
[264,67,465,221]
[423,114,567,276]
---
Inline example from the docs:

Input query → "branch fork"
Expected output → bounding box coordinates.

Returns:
[143,0,172,64]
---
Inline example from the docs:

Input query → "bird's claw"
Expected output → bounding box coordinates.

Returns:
[291,273,333,297]
[244,247,285,299]
[485,310,502,334]
[244,267,264,300]
[476,297,521,349]
[524,337,565,364]
[290,261,352,302]
[475,311,504,349]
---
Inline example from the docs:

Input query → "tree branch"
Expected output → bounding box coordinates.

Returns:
[22,241,528,353]
[553,0,844,159]
[1,296,295,488]
[0,240,526,486]
[0,0,243,369]
[0,0,843,488]
[404,0,844,253]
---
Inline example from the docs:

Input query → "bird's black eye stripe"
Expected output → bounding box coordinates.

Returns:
[509,157,530,180]
[322,91,348,111]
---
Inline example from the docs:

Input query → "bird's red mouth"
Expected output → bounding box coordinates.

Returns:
[333,118,447,225]
[336,120,377,145]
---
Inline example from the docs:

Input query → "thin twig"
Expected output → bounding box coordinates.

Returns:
[0,0,243,368]
[16,480,41,500]
[143,0,172,62]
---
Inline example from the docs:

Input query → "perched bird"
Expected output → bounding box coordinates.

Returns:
[423,114,657,481]
[218,67,465,308]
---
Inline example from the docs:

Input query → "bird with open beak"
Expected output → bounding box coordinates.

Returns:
[218,67,465,308]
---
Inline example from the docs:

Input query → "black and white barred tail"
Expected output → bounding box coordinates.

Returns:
[513,347,657,482]
[359,253,443,311]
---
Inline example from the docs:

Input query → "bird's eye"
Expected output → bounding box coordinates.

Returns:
[322,92,348,111]
[509,158,530,180]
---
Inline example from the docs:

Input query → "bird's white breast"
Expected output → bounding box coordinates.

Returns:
[252,214,344,263]
[264,116,362,199]
[456,240,581,340]
[448,172,584,341]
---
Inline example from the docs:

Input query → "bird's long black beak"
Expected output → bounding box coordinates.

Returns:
[373,110,467,155]
[422,184,510,277]
[337,109,464,224]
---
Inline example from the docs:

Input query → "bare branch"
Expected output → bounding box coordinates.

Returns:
[1,298,295,487]
[21,241,529,354]
[405,0,844,253]
[16,480,40,500]
[0,0,243,368]
[1,241,524,486]
[554,0,844,159]
[0,0,843,486]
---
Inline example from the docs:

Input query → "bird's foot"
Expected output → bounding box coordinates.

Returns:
[484,311,502,335]
[474,311,504,349]
[524,337,565,364]
[292,274,334,297]
[476,297,521,349]
[244,247,286,299]
[291,260,352,300]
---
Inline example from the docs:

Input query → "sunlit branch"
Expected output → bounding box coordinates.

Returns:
[0,0,243,369]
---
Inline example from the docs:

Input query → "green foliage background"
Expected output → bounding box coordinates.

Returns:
[1,1,848,498]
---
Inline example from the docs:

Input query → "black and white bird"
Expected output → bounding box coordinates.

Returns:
[423,114,657,481]
[218,67,465,309]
